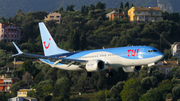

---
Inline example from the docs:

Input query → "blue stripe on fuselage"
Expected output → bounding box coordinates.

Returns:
[47,46,162,60]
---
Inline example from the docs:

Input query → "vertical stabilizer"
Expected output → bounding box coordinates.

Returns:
[39,22,69,56]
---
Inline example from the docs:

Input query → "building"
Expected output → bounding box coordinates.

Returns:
[9,97,37,101]
[106,10,125,21]
[17,89,34,97]
[156,60,179,75]
[9,89,37,101]
[0,75,17,91]
[44,12,62,24]
[128,7,163,22]
[171,42,180,58]
[0,23,21,43]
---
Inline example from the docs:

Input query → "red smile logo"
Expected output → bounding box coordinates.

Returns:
[43,38,51,49]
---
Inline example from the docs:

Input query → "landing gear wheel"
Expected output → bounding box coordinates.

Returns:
[148,68,151,74]
[84,72,92,77]
[105,72,113,78]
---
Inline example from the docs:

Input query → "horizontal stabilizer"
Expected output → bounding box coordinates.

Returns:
[12,42,87,63]
[12,42,23,54]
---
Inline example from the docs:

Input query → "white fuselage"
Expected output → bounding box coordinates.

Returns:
[40,51,163,71]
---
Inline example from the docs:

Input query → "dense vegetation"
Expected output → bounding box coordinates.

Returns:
[0,0,179,18]
[0,1,180,101]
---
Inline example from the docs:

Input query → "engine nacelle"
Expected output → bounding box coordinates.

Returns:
[122,66,142,72]
[85,60,105,72]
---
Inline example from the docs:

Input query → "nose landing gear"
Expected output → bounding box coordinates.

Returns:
[105,67,113,78]
[105,72,113,78]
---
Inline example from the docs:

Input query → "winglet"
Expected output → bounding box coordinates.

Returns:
[12,42,23,57]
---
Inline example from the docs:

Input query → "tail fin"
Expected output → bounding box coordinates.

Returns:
[38,22,69,56]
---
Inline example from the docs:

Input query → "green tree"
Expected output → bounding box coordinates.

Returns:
[27,89,36,98]
[84,6,89,15]
[0,17,6,23]
[139,88,164,101]
[10,82,21,96]
[45,68,57,81]
[81,5,85,14]
[88,9,106,20]
[44,95,52,101]
[66,5,70,11]
[110,81,124,99]
[53,77,71,100]
[139,66,164,82]
[66,4,75,11]
[95,2,106,10]
[68,29,80,51]
[141,76,158,90]
[157,79,174,99]
[79,33,87,50]
[34,71,44,84]
[42,84,53,96]
[0,92,12,101]
[13,69,24,79]
[89,4,95,10]
[162,11,169,20]
[120,2,123,9]
[172,85,180,100]
[21,59,39,77]
[45,20,57,30]
[13,9,25,24]
[125,2,129,8]
[131,3,134,7]
[33,80,53,100]
[59,7,63,12]
[167,66,180,79]
[110,36,119,47]
[120,78,144,101]
[93,90,111,101]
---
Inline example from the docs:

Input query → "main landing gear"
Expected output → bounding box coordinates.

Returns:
[83,68,114,78]
[84,71,92,77]
[148,67,152,74]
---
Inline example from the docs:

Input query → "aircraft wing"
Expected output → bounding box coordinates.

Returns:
[12,42,87,63]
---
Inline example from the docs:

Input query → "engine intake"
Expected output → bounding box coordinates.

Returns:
[85,60,105,72]
[122,66,142,72]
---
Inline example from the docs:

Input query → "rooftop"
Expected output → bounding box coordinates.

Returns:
[133,7,162,11]
[156,60,179,68]
[24,97,37,100]
[18,89,33,92]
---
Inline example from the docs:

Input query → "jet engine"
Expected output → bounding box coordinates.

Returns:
[85,60,105,72]
[122,66,142,72]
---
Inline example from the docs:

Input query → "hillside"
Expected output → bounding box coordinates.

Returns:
[0,0,179,18]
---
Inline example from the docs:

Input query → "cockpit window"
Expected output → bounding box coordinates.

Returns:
[148,50,158,52]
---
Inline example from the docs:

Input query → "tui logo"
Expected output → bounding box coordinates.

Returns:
[43,38,51,49]
[127,49,139,57]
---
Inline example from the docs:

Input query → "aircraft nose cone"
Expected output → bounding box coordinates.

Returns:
[158,53,164,60]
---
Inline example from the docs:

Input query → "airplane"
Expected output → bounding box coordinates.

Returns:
[12,22,164,77]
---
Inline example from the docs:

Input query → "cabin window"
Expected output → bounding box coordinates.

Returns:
[148,50,158,52]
